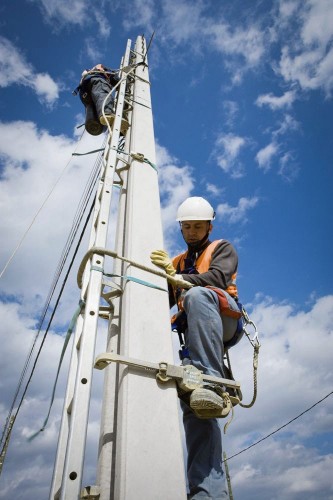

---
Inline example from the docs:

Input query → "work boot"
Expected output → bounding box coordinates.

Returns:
[99,113,115,126]
[99,114,130,134]
[190,386,231,419]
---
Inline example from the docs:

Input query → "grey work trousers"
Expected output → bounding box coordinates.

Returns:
[181,286,239,499]
[89,76,115,119]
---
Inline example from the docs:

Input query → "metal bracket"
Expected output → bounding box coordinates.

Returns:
[94,353,241,393]
[130,151,145,162]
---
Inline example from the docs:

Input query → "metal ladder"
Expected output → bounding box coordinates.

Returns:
[50,40,132,500]
[51,35,189,500]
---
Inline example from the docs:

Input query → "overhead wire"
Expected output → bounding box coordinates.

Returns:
[0,137,105,454]
[0,198,96,457]
[0,129,87,281]
[225,389,333,462]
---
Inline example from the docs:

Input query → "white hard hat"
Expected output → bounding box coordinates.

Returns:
[176,197,215,221]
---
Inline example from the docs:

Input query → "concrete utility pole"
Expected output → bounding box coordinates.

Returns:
[50,37,187,499]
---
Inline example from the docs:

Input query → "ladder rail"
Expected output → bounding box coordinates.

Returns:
[96,52,135,500]
[49,39,132,500]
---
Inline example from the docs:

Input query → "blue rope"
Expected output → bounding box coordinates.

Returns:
[102,270,167,292]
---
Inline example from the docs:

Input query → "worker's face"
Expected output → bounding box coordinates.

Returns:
[181,220,212,245]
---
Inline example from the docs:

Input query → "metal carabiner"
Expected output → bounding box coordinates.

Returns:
[243,319,261,348]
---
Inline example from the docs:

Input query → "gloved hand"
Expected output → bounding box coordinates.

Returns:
[168,274,194,290]
[150,250,176,276]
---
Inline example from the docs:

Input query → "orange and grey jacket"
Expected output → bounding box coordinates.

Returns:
[170,239,238,308]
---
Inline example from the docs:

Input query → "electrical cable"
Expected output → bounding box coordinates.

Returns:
[225,389,333,462]
[0,143,104,453]
[0,129,88,281]
[0,196,96,456]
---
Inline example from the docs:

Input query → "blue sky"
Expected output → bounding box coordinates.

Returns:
[0,0,333,499]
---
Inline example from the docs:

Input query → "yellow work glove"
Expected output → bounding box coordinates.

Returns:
[150,250,193,289]
[150,250,176,276]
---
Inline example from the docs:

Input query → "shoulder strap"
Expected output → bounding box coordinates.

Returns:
[196,240,222,273]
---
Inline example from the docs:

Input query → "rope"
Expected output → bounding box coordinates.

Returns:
[143,158,157,171]
[72,148,105,156]
[77,247,192,290]
[239,345,259,408]
[101,270,168,292]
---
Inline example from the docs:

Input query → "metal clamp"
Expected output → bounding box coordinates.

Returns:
[94,353,241,392]
[241,306,261,348]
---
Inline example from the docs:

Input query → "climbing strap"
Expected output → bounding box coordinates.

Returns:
[130,151,157,171]
[90,266,168,294]
[72,148,105,156]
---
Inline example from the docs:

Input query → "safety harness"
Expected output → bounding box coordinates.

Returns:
[170,240,260,417]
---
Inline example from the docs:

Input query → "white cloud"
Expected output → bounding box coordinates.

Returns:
[278,0,302,20]
[224,294,333,499]
[156,142,194,249]
[122,0,157,33]
[0,36,59,106]
[278,151,300,181]
[156,0,204,47]
[213,133,247,178]
[29,0,111,38]
[255,90,296,110]
[84,37,103,63]
[278,0,333,95]
[301,0,333,47]
[206,183,223,197]
[122,0,267,81]
[222,100,239,127]
[279,45,333,94]
[255,142,279,171]
[206,21,266,78]
[34,73,60,104]
[0,120,106,298]
[272,113,300,137]
[216,196,259,223]
[29,0,88,26]
[94,10,111,38]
